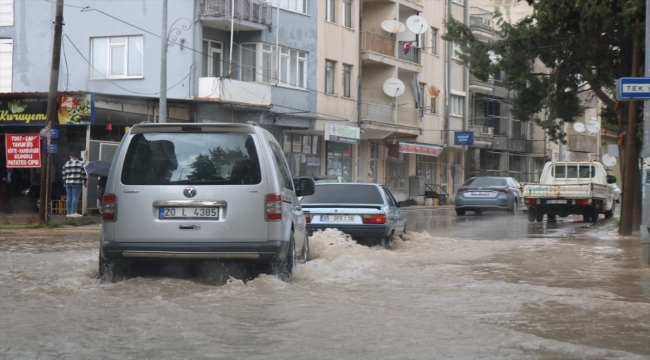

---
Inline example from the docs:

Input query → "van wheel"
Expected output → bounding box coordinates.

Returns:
[274,233,295,281]
[400,223,407,240]
[299,233,310,263]
[98,253,129,283]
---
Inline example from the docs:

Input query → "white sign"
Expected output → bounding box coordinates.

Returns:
[324,123,360,144]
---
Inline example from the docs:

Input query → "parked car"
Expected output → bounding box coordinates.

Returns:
[300,183,406,249]
[98,122,315,282]
[455,176,522,216]
[611,182,621,203]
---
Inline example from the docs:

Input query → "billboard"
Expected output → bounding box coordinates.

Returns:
[5,134,41,168]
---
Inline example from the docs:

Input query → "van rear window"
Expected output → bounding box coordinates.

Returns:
[121,133,261,185]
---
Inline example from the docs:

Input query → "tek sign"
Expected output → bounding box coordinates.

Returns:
[454,131,474,146]
[5,134,42,168]
[616,77,650,100]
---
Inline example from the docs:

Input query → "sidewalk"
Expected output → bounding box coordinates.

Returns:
[0,213,101,227]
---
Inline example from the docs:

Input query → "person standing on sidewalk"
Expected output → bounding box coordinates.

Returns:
[62,151,87,217]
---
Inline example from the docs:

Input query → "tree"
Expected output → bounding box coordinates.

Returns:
[443,0,645,234]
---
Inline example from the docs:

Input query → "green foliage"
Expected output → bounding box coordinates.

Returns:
[443,0,645,142]
[64,218,79,226]
[187,147,246,181]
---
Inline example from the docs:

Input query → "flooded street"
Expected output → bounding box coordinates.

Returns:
[1,209,649,359]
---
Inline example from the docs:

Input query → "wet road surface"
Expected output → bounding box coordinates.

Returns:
[1,209,648,359]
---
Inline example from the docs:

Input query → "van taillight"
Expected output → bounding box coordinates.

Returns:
[362,214,386,224]
[266,194,282,221]
[103,194,117,221]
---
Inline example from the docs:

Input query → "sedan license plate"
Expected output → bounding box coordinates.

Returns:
[159,207,219,219]
[546,200,567,204]
[472,191,490,195]
[321,215,353,222]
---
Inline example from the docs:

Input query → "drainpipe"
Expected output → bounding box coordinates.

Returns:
[444,0,451,148]
[228,0,235,76]
[463,0,469,181]
[159,0,168,123]
[357,1,363,128]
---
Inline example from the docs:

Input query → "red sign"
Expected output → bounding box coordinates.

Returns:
[398,143,443,157]
[5,134,42,168]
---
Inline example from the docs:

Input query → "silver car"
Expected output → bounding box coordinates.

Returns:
[99,122,315,282]
[300,183,406,249]
[455,176,522,215]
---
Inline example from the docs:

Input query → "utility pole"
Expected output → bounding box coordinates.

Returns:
[158,0,168,123]
[642,1,650,264]
[39,0,64,224]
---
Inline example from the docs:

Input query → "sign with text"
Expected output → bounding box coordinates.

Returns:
[5,134,42,168]
[0,93,94,126]
[454,131,474,146]
[616,77,650,100]
[324,123,360,144]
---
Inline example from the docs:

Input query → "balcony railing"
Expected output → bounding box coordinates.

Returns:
[361,32,395,57]
[198,77,271,106]
[201,0,272,26]
[360,101,419,127]
[398,41,421,64]
[469,7,494,37]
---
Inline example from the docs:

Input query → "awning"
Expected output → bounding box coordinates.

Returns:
[395,140,443,157]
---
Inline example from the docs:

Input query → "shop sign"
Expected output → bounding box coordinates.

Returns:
[397,141,443,157]
[324,123,360,144]
[0,93,94,126]
[454,131,474,146]
[5,134,41,168]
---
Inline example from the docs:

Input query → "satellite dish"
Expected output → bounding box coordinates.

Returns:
[602,154,617,167]
[406,15,429,35]
[426,84,442,99]
[586,118,600,134]
[381,19,406,34]
[573,122,586,133]
[383,78,406,98]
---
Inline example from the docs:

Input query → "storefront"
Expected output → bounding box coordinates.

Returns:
[324,122,360,182]
[282,132,322,177]
[388,140,443,201]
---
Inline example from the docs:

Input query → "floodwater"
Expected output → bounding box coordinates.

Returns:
[1,211,648,359]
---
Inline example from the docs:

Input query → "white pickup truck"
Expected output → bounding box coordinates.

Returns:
[521,161,617,223]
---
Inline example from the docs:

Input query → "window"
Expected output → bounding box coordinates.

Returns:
[419,82,426,113]
[430,96,437,114]
[342,64,352,98]
[326,0,335,22]
[241,43,257,82]
[430,27,438,55]
[0,0,13,26]
[450,94,464,116]
[325,60,335,94]
[418,30,426,53]
[269,142,293,190]
[279,48,306,88]
[452,41,462,59]
[0,38,12,92]
[416,154,437,185]
[268,0,307,14]
[262,44,277,84]
[90,36,143,79]
[283,133,321,176]
[368,142,379,183]
[342,0,352,28]
[202,40,222,78]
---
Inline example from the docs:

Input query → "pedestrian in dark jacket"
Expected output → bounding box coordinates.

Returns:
[62,151,87,217]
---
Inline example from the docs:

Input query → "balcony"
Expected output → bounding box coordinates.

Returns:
[360,101,419,128]
[198,77,271,106]
[201,0,272,31]
[361,32,422,73]
[469,7,494,40]
[397,41,421,65]
[469,73,494,93]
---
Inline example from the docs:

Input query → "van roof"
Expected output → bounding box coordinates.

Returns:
[129,122,257,134]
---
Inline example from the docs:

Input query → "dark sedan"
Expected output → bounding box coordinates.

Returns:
[455,176,522,216]
[300,183,406,249]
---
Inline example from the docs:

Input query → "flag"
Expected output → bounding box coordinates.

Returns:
[402,41,414,54]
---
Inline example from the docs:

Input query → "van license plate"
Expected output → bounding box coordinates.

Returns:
[159,207,219,219]
[321,215,353,222]
[546,200,567,204]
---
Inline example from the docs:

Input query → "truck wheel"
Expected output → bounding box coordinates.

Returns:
[582,212,592,222]
[547,213,557,223]
[535,209,544,222]
[590,208,599,223]
[604,202,615,219]
[527,207,536,222]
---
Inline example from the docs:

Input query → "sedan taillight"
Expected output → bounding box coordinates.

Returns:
[265,194,282,221]
[494,189,509,194]
[305,212,312,223]
[457,188,468,194]
[103,193,117,222]
[362,214,386,224]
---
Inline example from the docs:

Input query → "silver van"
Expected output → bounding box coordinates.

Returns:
[99,122,315,282]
